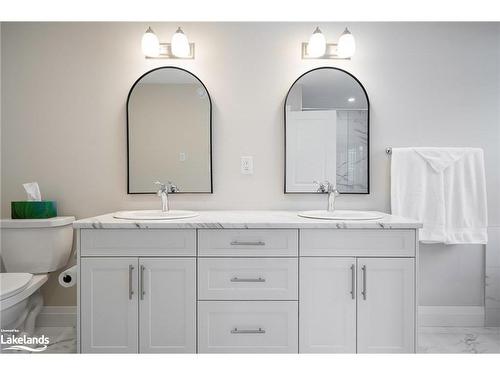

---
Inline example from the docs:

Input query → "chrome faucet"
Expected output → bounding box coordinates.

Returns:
[154,181,179,212]
[314,180,340,212]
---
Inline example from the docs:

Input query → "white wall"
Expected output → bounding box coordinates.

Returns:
[1,22,499,306]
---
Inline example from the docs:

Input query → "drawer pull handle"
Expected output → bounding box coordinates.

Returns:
[350,264,355,299]
[230,277,266,283]
[231,328,266,334]
[361,265,367,300]
[128,264,135,300]
[230,241,266,246]
[140,265,146,300]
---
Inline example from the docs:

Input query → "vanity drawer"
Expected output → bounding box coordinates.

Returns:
[198,258,298,300]
[80,229,196,256]
[300,229,416,257]
[198,229,298,257]
[197,301,298,353]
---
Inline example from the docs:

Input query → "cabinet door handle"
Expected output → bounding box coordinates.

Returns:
[230,241,265,246]
[350,264,355,299]
[128,264,135,300]
[361,265,367,300]
[231,328,266,334]
[230,277,266,283]
[140,265,146,300]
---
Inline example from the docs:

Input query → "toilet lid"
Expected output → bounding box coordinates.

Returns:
[0,273,33,300]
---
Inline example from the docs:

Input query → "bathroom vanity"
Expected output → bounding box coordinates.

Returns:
[74,210,421,354]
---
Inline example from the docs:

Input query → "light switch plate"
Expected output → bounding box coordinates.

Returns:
[240,156,253,175]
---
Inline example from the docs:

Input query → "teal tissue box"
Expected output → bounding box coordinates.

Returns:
[11,201,58,219]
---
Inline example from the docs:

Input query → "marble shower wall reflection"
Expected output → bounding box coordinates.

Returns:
[336,110,368,192]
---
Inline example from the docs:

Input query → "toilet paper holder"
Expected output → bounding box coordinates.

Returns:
[58,265,77,288]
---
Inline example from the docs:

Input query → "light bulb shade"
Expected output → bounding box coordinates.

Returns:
[171,27,190,58]
[141,27,160,57]
[337,28,356,58]
[307,27,326,58]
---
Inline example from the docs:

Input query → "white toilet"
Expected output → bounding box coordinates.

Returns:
[0,216,74,336]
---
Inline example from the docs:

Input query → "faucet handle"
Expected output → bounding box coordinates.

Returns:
[168,181,179,193]
[154,180,179,193]
[324,180,340,195]
[314,180,338,194]
[313,180,326,193]
[154,180,167,193]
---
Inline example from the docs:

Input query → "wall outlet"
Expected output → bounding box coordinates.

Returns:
[240,156,253,175]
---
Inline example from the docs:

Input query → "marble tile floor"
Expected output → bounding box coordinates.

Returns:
[34,326,76,354]
[1,326,76,354]
[418,326,500,353]
[4,326,499,354]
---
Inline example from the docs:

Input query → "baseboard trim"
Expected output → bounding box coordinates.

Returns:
[418,305,485,327]
[36,306,76,327]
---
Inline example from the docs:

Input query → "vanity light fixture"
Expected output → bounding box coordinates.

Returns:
[141,27,160,58]
[307,27,327,58]
[141,26,195,59]
[171,27,191,58]
[337,28,356,58]
[302,27,356,60]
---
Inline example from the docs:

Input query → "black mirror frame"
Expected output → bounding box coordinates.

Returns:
[126,66,213,194]
[283,66,370,195]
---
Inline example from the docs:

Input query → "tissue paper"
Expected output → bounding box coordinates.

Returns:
[23,182,42,201]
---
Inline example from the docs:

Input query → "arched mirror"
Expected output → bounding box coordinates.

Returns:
[127,67,212,194]
[284,67,369,194]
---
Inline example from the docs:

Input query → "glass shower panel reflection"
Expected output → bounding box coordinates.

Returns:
[336,110,368,193]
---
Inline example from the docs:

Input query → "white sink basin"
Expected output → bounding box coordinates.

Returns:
[113,210,199,220]
[298,210,384,220]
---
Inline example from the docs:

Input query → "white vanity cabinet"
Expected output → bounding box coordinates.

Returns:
[197,229,299,353]
[79,229,196,353]
[299,229,416,353]
[299,257,415,353]
[75,211,420,354]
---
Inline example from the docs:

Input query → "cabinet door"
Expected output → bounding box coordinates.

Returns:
[357,258,415,353]
[139,258,196,353]
[299,257,356,353]
[81,257,138,353]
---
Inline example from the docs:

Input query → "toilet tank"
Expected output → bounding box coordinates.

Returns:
[0,217,75,274]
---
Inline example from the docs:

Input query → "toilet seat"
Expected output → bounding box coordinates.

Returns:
[0,273,49,310]
[1,273,33,300]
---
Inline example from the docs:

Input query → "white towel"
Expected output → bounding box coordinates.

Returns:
[391,147,488,244]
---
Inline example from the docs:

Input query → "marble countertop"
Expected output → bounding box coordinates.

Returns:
[73,210,422,229]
